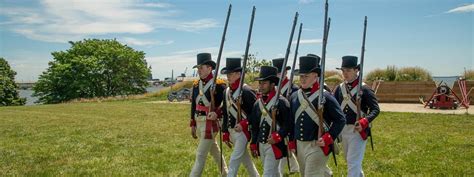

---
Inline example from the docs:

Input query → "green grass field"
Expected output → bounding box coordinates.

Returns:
[0,99,472,176]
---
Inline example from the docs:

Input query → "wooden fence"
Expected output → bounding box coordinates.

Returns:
[345,81,474,104]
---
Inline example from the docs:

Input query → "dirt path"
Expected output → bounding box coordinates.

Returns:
[145,101,472,115]
[379,103,472,115]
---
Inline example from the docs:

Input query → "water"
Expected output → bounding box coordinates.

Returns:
[17,86,165,105]
[18,89,38,106]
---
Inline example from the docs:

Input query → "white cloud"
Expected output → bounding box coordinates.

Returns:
[164,18,219,32]
[12,28,82,43]
[121,37,174,46]
[0,0,218,43]
[446,4,474,13]
[147,47,242,79]
[292,39,322,45]
[298,0,315,4]
[139,2,173,8]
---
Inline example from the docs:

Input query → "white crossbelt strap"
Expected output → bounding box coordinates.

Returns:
[280,82,290,96]
[295,89,329,130]
[340,82,366,114]
[226,86,247,119]
[195,79,214,106]
[257,96,279,130]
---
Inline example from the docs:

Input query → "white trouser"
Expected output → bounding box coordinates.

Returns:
[190,117,228,177]
[227,129,259,177]
[259,143,281,177]
[296,140,332,177]
[279,150,300,174]
[341,125,366,177]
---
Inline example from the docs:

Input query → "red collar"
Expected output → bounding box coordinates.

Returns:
[230,78,240,91]
[310,81,320,94]
[263,88,276,104]
[347,76,359,88]
[201,73,213,83]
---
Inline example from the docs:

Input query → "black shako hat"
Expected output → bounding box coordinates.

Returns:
[255,66,279,84]
[272,58,291,73]
[193,53,216,69]
[296,55,321,75]
[336,55,360,70]
[220,58,243,74]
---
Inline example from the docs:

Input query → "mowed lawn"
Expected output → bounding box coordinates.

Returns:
[0,99,472,176]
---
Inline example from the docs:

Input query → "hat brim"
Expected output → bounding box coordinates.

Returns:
[336,64,360,70]
[220,67,242,74]
[254,75,279,84]
[193,61,216,69]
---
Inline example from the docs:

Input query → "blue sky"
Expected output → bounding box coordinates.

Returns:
[0,0,472,82]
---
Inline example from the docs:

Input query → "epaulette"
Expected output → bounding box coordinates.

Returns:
[216,78,226,85]
[193,80,199,87]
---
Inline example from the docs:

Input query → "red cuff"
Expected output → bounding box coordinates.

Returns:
[322,133,333,146]
[190,119,196,127]
[271,132,282,144]
[359,118,369,130]
[250,143,258,151]
[223,132,230,142]
[320,133,333,156]
[288,140,296,150]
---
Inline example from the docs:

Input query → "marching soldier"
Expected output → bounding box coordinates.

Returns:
[273,58,299,97]
[333,56,380,177]
[221,58,260,177]
[272,58,300,174]
[190,53,228,177]
[288,55,346,176]
[249,66,291,177]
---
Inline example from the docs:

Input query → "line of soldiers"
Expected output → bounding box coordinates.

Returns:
[189,53,380,177]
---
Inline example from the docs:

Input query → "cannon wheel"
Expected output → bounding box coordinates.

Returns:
[168,95,175,102]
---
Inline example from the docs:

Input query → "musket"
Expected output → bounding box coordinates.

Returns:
[355,16,373,151]
[269,12,298,173]
[237,6,256,123]
[316,0,337,166]
[287,22,303,99]
[317,0,329,139]
[209,4,232,175]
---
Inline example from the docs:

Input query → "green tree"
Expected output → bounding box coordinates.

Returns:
[33,39,151,104]
[0,57,26,106]
[242,54,271,84]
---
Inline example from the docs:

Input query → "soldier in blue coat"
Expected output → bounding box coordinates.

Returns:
[333,56,380,177]
[221,58,259,177]
[189,53,228,177]
[272,58,300,174]
[288,55,346,176]
[248,66,291,177]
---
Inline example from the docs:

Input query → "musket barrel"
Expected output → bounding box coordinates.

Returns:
[274,12,298,108]
[288,23,303,99]
[237,6,256,122]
